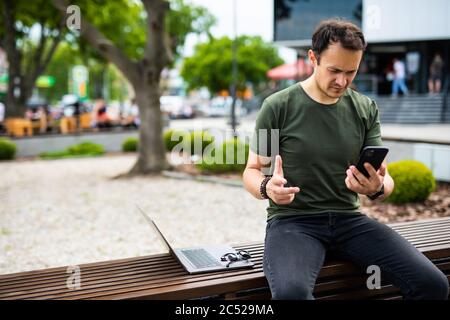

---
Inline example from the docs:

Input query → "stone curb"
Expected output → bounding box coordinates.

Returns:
[162,170,243,188]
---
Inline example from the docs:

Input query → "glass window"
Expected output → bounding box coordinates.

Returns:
[274,0,363,42]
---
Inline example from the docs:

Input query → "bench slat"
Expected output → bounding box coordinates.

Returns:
[317,274,450,300]
[4,242,445,294]
[387,217,450,228]
[1,240,448,297]
[1,217,449,300]
[2,248,446,300]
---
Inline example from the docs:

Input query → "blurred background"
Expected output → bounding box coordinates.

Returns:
[0,0,449,275]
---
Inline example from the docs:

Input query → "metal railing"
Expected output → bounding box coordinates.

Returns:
[441,73,450,123]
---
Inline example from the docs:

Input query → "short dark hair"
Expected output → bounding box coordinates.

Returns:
[311,19,366,63]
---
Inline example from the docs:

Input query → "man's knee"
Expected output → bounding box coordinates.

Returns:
[271,281,314,300]
[425,271,449,300]
[407,269,449,300]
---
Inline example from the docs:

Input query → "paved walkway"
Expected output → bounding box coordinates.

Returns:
[0,155,268,275]
[380,124,450,144]
[170,117,450,145]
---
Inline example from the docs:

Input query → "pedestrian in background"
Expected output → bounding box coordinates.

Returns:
[428,52,444,94]
[392,57,409,97]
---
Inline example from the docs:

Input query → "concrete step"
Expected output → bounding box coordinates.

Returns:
[375,94,447,124]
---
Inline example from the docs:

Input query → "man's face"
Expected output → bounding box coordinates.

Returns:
[309,42,363,99]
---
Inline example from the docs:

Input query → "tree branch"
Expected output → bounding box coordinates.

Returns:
[28,37,58,87]
[2,0,21,77]
[27,19,47,77]
[51,0,141,84]
[32,16,65,81]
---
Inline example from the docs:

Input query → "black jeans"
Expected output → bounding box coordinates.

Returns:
[263,212,449,300]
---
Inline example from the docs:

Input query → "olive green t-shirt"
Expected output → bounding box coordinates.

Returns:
[250,83,383,221]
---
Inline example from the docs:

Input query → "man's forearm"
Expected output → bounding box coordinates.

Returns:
[243,168,267,200]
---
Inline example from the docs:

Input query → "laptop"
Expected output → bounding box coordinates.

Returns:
[136,206,254,274]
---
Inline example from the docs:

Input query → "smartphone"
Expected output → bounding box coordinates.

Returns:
[355,146,389,178]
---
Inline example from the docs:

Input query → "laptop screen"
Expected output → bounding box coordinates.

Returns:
[136,205,173,253]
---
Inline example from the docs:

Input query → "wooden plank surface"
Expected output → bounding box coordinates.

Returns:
[1,217,449,300]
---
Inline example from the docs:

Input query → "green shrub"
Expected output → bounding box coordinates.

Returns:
[186,130,214,156]
[164,129,188,152]
[387,160,436,204]
[122,137,138,152]
[0,138,16,160]
[39,150,72,159]
[39,141,104,159]
[67,141,104,156]
[197,138,249,173]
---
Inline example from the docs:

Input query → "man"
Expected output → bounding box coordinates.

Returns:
[392,57,409,96]
[243,19,448,300]
[428,52,444,94]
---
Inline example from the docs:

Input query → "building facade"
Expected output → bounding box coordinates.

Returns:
[274,0,450,95]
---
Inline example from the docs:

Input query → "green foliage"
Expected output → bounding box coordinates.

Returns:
[0,0,64,44]
[181,36,284,94]
[39,141,104,159]
[43,42,82,103]
[387,160,436,204]
[163,129,188,152]
[125,129,212,154]
[73,0,146,61]
[186,130,214,156]
[0,138,17,161]
[41,0,214,103]
[70,0,215,62]
[166,0,216,59]
[164,129,215,155]
[2,0,214,114]
[106,64,130,101]
[0,0,66,114]
[39,150,71,159]
[43,42,130,103]
[197,138,249,173]
[67,142,104,155]
[122,137,138,152]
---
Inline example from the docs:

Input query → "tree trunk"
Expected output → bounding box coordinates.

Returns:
[3,0,25,118]
[3,0,63,118]
[5,78,27,118]
[129,83,170,175]
[129,0,171,175]
[51,0,171,176]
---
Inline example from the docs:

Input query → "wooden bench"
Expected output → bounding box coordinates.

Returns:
[1,217,449,300]
[4,118,33,137]
[79,113,92,131]
[60,116,77,134]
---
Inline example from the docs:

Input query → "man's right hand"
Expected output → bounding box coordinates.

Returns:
[266,155,300,204]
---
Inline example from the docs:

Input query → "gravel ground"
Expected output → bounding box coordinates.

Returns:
[0,155,267,275]
[1,154,448,276]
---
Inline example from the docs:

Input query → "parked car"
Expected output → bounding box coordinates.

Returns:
[200,97,246,118]
[160,95,194,119]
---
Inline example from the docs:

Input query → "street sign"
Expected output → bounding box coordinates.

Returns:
[36,75,55,88]
[71,65,89,99]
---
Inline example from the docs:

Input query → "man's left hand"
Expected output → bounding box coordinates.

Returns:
[345,162,385,196]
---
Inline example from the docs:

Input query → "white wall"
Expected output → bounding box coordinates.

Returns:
[385,141,450,182]
[363,0,450,42]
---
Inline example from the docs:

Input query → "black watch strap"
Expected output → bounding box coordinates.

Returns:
[368,184,385,200]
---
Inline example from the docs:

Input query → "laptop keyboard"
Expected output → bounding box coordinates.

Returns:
[181,249,222,269]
